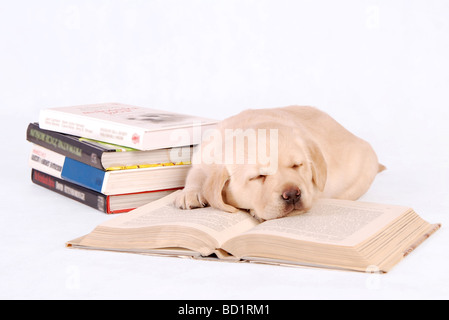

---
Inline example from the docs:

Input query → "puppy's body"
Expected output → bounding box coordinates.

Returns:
[176,106,383,221]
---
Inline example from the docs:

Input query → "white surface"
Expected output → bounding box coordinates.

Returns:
[1,0,449,300]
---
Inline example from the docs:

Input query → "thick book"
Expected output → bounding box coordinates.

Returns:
[67,191,441,273]
[27,123,193,171]
[32,169,180,214]
[38,102,217,150]
[29,144,189,195]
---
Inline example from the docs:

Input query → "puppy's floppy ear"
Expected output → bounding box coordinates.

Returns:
[306,139,327,192]
[202,165,238,213]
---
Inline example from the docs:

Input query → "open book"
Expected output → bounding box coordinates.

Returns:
[67,192,440,273]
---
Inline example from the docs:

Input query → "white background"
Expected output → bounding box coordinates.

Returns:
[1,0,448,299]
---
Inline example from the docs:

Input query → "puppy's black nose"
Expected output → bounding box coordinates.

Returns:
[282,187,301,204]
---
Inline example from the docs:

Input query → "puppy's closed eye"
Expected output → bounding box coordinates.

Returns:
[291,163,303,170]
[249,175,267,183]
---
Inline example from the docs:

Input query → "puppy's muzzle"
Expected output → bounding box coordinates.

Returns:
[282,187,301,205]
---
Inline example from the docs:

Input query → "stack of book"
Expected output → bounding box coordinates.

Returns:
[27,103,217,214]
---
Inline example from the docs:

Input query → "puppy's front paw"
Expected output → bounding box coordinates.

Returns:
[175,189,208,210]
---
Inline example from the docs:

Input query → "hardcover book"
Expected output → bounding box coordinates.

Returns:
[29,144,190,195]
[31,169,180,214]
[27,123,193,171]
[67,191,441,273]
[39,103,218,150]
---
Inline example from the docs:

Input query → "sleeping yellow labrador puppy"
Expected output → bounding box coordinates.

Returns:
[175,106,385,221]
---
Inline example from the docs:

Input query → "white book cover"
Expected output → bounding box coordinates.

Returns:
[29,144,65,179]
[39,103,218,150]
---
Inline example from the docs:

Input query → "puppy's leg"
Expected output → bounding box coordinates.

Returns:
[175,166,208,209]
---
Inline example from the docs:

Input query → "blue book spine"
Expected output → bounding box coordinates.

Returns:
[61,157,106,193]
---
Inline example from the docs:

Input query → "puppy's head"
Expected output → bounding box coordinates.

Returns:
[201,129,327,221]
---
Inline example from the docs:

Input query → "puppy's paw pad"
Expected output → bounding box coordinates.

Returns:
[174,190,208,210]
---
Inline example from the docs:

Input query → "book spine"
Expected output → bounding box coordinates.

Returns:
[31,169,109,213]
[29,145,106,194]
[39,109,147,150]
[62,157,107,193]
[26,123,107,170]
[29,144,65,179]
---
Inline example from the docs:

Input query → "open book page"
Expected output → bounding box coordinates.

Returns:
[96,191,259,246]
[68,236,203,257]
[241,199,410,246]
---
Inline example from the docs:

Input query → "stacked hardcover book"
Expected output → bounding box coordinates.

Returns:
[27,103,217,213]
